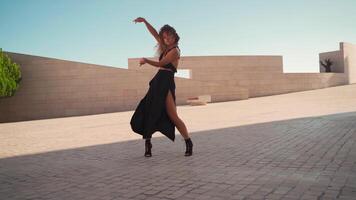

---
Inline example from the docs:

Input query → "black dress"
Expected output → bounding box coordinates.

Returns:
[130,46,180,142]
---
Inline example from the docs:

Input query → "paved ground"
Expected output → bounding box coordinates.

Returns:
[1,84,356,200]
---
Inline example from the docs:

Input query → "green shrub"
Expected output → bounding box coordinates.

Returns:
[0,48,22,97]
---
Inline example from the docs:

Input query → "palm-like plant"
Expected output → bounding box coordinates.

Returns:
[320,59,333,73]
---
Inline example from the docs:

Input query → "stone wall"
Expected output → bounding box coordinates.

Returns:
[1,42,354,122]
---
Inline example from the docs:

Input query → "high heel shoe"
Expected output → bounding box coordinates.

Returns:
[145,139,152,157]
[184,138,193,156]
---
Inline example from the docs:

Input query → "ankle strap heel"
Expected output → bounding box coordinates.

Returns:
[184,138,193,156]
[145,139,152,157]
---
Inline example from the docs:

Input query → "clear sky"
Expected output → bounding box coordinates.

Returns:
[1,0,355,73]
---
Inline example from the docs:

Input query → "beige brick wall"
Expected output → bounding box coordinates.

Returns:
[1,45,353,123]
[0,53,248,122]
[0,52,147,122]
[342,42,356,84]
[130,55,346,98]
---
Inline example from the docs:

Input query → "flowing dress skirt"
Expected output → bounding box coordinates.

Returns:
[130,70,176,142]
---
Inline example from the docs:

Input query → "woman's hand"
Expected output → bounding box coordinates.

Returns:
[133,17,146,24]
[133,17,160,44]
[139,58,147,66]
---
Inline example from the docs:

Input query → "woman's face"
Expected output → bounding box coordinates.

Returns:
[162,32,175,46]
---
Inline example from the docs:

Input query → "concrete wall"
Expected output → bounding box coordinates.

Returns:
[129,55,284,98]
[0,52,144,122]
[129,54,346,98]
[1,42,354,122]
[245,72,346,97]
[0,52,248,123]
[342,42,356,84]
[319,42,356,84]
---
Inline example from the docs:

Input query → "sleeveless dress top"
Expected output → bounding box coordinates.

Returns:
[159,46,180,73]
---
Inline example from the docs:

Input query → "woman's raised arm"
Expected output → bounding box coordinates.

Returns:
[133,17,162,44]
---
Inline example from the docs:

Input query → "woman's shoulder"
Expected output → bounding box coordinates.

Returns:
[160,46,180,60]
[166,46,180,55]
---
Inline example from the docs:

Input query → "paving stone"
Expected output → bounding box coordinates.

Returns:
[1,85,356,200]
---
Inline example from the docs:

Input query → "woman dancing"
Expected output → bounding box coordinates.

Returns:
[130,17,193,157]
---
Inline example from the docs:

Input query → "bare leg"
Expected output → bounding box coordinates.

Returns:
[166,90,189,139]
